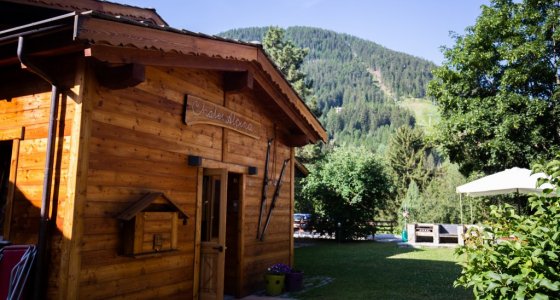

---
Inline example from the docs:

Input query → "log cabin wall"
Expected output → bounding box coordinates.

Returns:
[79,64,294,298]
[0,66,85,299]
[224,93,294,294]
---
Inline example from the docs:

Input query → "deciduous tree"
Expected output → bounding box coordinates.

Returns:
[300,147,394,240]
[428,0,560,176]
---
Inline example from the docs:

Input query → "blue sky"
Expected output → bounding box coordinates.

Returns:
[113,0,488,65]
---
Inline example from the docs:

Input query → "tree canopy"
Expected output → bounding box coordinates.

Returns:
[300,147,394,240]
[262,27,317,111]
[428,0,560,176]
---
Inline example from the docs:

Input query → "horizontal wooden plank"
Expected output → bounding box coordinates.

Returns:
[86,186,196,203]
[83,218,120,235]
[81,233,118,252]
[89,152,194,179]
[243,240,290,258]
[94,90,186,133]
[0,127,23,140]
[79,266,191,299]
[143,66,223,105]
[106,280,192,300]
[80,253,193,283]
[165,67,224,101]
[15,184,68,205]
[108,86,184,117]
[243,248,290,264]
[14,168,68,186]
[0,92,51,114]
[87,169,197,191]
[226,93,265,123]
[91,121,221,160]
[0,101,75,131]
[89,136,188,165]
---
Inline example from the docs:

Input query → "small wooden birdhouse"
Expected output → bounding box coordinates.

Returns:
[117,192,189,257]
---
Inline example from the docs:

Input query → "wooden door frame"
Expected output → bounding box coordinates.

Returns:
[235,173,246,297]
[194,167,228,299]
[0,127,24,239]
[193,167,246,299]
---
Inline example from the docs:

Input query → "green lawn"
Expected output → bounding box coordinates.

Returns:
[292,241,472,300]
[398,98,440,134]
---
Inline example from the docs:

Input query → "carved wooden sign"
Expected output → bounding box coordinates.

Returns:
[184,95,260,139]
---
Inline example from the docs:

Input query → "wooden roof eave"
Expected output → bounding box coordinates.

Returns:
[75,14,327,145]
[255,49,327,143]
[76,15,257,62]
[3,0,168,26]
[117,192,189,221]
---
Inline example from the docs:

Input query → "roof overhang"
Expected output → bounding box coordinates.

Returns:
[0,9,327,146]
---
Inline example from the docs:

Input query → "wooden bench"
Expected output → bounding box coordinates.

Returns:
[415,224,434,237]
[438,224,459,243]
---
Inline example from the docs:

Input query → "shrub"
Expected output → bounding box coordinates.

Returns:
[455,157,560,299]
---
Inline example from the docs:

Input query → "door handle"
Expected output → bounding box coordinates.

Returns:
[213,245,226,252]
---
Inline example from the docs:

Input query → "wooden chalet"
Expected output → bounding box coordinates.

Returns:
[0,0,326,298]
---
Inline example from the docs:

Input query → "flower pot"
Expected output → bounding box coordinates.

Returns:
[264,273,285,296]
[402,228,408,242]
[285,271,304,292]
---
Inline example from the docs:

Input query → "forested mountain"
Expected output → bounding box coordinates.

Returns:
[220,27,436,149]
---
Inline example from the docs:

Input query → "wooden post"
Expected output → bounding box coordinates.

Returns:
[459,194,464,224]
[193,167,203,299]
[433,224,440,245]
[458,225,465,246]
[59,59,91,299]
[406,224,415,243]
[289,148,295,267]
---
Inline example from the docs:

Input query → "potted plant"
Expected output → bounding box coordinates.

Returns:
[264,263,291,296]
[285,268,304,292]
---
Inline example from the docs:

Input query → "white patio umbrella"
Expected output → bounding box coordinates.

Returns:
[455,167,553,223]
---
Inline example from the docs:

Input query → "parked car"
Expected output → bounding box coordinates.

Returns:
[293,213,311,230]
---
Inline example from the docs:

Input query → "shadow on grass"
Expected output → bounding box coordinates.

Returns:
[291,239,472,300]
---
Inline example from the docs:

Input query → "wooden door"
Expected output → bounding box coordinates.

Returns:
[199,169,228,300]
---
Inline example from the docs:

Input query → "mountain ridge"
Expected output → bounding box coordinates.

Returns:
[219,26,437,149]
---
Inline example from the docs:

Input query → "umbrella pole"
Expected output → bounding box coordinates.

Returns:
[469,197,473,224]
[516,190,521,215]
[460,194,464,224]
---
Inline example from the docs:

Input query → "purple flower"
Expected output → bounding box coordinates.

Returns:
[267,263,291,274]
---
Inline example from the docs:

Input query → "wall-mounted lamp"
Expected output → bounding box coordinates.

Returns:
[187,155,202,166]
[248,166,258,175]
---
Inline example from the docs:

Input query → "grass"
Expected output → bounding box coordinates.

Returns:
[398,98,440,134]
[292,240,472,300]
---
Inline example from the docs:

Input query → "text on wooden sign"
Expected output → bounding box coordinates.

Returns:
[184,95,260,139]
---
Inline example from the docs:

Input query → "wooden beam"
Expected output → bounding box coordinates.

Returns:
[94,62,145,89]
[255,51,327,143]
[86,45,249,72]
[18,53,80,89]
[285,133,311,147]
[223,71,253,93]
